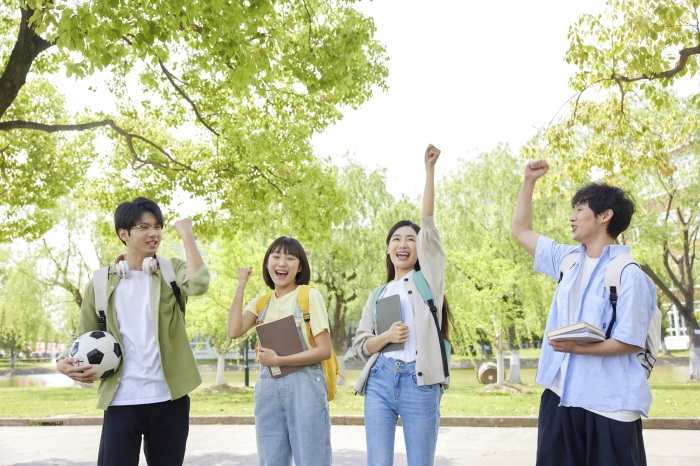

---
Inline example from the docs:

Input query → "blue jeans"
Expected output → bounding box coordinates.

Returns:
[254,363,332,465]
[364,355,443,466]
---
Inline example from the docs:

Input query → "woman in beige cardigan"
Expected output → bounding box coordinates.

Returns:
[352,144,453,466]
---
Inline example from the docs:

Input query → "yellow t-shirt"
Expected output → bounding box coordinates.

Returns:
[244,285,330,349]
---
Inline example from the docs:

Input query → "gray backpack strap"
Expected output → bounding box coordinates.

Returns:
[558,252,580,283]
[603,253,637,339]
[156,255,185,315]
[93,266,110,332]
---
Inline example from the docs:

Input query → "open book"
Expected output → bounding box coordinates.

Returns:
[546,322,605,343]
[255,315,304,378]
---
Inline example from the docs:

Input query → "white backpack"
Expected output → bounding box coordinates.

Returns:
[559,252,662,378]
[92,255,184,332]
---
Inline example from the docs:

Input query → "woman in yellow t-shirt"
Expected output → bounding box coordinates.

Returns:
[227,237,332,465]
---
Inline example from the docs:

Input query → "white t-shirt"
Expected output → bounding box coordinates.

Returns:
[550,255,639,422]
[382,270,418,363]
[111,271,171,406]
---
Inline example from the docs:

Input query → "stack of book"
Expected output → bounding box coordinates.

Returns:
[546,322,605,343]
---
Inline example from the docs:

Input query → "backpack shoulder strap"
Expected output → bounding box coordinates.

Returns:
[604,253,639,295]
[156,255,185,315]
[413,270,450,378]
[558,252,580,283]
[92,266,110,332]
[255,292,274,323]
[413,270,435,303]
[370,284,389,321]
[298,285,316,348]
[603,253,639,338]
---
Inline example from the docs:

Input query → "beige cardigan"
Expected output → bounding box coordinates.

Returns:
[352,216,447,395]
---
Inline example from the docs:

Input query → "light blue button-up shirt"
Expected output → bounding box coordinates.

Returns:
[534,236,656,416]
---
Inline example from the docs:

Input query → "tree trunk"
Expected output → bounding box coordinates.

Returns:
[507,326,521,384]
[216,353,226,386]
[0,5,53,118]
[10,348,17,370]
[337,356,346,386]
[690,346,700,381]
[493,316,504,385]
[509,348,521,384]
[660,337,670,357]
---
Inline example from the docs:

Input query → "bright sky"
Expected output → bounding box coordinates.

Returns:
[312,0,606,198]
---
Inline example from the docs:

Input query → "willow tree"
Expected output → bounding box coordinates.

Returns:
[0,0,388,241]
[439,146,557,385]
[308,163,411,354]
[186,234,267,387]
[0,256,54,369]
[534,0,700,379]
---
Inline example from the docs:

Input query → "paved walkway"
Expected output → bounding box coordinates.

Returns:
[2,423,699,465]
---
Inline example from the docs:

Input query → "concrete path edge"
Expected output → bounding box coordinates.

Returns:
[1,415,698,429]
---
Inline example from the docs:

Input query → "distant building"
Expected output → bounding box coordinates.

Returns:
[664,297,699,350]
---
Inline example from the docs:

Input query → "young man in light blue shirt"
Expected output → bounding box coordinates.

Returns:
[511,160,656,466]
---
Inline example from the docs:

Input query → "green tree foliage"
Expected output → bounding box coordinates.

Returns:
[0,255,54,369]
[438,146,556,383]
[536,0,700,380]
[308,162,405,354]
[533,0,700,177]
[0,0,388,241]
[186,234,267,386]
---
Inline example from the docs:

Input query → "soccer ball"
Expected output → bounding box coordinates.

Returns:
[70,331,122,380]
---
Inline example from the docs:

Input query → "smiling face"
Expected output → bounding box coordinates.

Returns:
[118,211,161,261]
[265,248,302,295]
[387,225,419,278]
[569,202,610,245]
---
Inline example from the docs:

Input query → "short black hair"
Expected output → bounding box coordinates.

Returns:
[571,183,635,239]
[262,237,311,290]
[114,197,164,245]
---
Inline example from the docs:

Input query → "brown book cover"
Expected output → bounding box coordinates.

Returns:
[546,321,605,342]
[255,315,305,378]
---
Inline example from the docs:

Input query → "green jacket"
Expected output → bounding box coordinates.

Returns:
[60,258,210,410]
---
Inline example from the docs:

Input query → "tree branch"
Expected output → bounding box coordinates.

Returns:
[158,59,220,136]
[640,263,686,316]
[0,119,195,172]
[611,45,700,83]
[0,4,54,118]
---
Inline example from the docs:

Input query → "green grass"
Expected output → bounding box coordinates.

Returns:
[1,366,698,418]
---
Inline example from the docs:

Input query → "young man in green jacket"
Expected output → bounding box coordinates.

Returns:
[57,197,210,466]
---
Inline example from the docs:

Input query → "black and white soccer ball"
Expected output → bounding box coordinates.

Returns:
[70,331,122,380]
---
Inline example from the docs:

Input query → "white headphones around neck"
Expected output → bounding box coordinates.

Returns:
[114,254,159,278]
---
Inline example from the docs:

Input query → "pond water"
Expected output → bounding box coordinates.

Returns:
[0,373,90,388]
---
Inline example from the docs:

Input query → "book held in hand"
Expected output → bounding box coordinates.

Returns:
[375,294,403,353]
[546,321,605,343]
[255,315,304,378]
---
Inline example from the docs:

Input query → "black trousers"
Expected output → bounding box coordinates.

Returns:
[98,395,190,466]
[536,389,646,466]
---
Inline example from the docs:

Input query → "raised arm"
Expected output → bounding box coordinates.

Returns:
[228,266,258,339]
[422,144,440,218]
[173,218,205,279]
[511,160,549,257]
